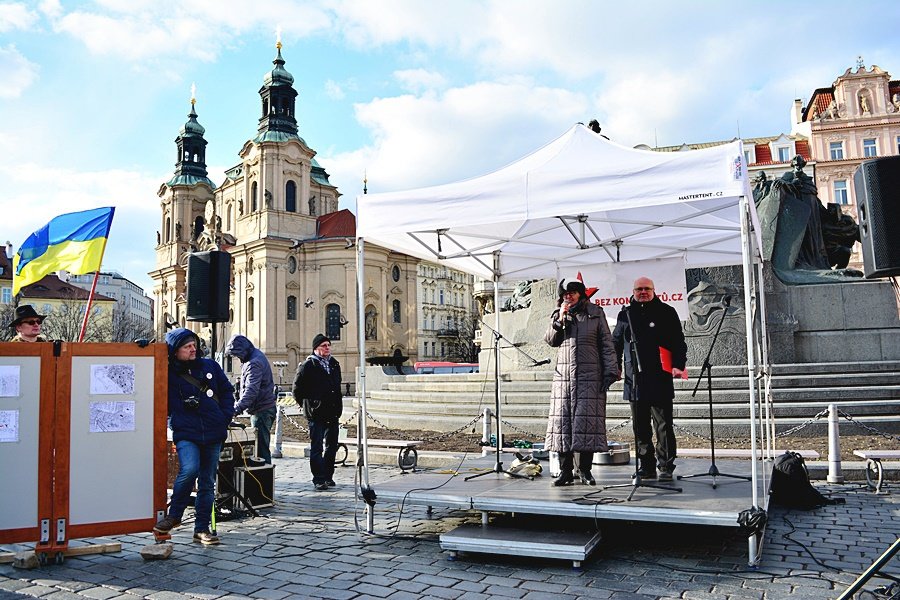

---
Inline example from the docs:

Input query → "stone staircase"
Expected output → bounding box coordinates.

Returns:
[355,360,900,440]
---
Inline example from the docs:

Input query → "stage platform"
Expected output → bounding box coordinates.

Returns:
[372,455,769,565]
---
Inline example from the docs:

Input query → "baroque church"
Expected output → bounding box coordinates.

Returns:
[149,42,420,381]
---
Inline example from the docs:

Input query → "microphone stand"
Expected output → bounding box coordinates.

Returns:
[677,297,751,488]
[599,305,681,500]
[465,320,540,481]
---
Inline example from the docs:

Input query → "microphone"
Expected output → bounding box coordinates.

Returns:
[534,359,552,366]
[723,295,732,307]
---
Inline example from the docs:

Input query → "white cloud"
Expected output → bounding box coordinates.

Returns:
[47,0,333,63]
[394,69,447,93]
[0,2,38,32]
[0,44,38,98]
[324,79,345,100]
[324,79,588,200]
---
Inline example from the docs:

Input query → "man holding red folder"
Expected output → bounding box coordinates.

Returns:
[612,277,688,482]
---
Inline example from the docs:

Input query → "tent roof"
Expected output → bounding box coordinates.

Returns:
[357,124,758,281]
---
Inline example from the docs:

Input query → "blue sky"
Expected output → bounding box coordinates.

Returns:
[2,0,899,293]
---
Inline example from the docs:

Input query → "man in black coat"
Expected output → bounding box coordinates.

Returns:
[612,277,688,481]
[292,334,343,491]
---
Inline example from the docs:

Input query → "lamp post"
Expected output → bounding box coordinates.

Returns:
[272,361,289,459]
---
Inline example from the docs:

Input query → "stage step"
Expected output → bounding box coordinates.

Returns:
[440,519,603,569]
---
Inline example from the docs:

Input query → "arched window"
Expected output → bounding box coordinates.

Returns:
[392,299,401,323]
[226,205,232,228]
[165,217,171,243]
[326,303,342,340]
[287,295,297,320]
[251,182,258,212]
[248,296,255,322]
[286,180,297,212]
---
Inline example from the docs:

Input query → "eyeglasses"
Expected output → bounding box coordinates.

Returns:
[20,319,42,326]
[633,287,654,292]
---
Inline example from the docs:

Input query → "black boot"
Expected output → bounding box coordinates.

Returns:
[552,470,575,486]
[578,471,595,486]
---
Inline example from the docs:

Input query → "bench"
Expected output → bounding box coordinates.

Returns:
[679,448,820,460]
[336,439,424,472]
[853,450,900,494]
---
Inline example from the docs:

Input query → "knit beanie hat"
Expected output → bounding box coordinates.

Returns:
[312,333,331,352]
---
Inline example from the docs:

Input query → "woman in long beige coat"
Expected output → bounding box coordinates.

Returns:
[544,280,618,486]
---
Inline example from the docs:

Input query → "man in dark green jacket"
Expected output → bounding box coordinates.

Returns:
[292,334,343,491]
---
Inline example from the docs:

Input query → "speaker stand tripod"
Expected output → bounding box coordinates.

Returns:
[465,324,537,482]
[677,296,751,489]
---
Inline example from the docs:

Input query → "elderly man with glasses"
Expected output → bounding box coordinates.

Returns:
[612,277,688,482]
[8,305,48,342]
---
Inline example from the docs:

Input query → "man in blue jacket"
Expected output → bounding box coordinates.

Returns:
[154,328,234,545]
[292,333,343,491]
[225,334,277,464]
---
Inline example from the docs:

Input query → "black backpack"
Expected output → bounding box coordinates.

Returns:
[769,452,844,510]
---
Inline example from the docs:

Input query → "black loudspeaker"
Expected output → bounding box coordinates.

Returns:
[187,250,232,322]
[855,156,900,278]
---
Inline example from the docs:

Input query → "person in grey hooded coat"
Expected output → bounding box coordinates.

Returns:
[225,334,278,464]
[545,280,619,487]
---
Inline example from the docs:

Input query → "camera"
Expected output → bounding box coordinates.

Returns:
[183,395,201,410]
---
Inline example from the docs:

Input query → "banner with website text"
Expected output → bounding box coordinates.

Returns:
[559,257,689,322]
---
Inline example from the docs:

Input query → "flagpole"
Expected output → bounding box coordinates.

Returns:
[78,270,100,343]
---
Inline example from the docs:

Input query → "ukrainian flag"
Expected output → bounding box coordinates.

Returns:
[13,207,115,295]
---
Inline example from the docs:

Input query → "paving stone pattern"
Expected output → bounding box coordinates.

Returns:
[1,458,897,600]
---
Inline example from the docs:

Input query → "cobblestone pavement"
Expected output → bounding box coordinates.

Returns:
[1,456,898,600]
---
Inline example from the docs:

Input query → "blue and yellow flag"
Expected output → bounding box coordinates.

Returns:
[13,207,115,295]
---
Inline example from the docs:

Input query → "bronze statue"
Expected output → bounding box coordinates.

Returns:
[752,156,862,284]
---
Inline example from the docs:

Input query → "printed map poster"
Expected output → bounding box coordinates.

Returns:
[0,365,20,397]
[89,401,136,433]
[0,409,19,443]
[90,364,135,395]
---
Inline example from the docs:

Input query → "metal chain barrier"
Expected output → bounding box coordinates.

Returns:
[837,409,900,443]
[498,418,535,438]
[361,410,484,445]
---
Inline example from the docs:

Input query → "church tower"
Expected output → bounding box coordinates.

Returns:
[150,93,216,338]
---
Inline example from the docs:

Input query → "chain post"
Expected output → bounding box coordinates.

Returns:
[827,403,844,484]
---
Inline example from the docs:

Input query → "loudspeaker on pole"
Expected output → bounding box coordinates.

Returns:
[187,250,232,322]
[854,155,900,279]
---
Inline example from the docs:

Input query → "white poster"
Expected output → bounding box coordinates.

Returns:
[0,365,20,397]
[559,257,689,322]
[89,401,136,433]
[0,409,19,443]
[90,364,136,395]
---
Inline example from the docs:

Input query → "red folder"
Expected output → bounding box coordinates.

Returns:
[659,346,672,373]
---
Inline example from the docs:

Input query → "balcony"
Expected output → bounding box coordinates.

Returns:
[436,328,459,338]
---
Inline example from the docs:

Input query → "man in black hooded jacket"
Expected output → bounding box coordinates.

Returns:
[612,277,687,481]
[292,333,343,491]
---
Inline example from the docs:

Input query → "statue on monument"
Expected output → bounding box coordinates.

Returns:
[752,156,861,284]
[500,280,537,312]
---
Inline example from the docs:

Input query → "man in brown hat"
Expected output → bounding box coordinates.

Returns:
[9,305,48,342]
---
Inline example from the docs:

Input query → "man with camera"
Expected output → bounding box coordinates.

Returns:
[154,328,234,545]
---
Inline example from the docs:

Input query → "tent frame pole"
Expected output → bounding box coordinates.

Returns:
[356,237,373,532]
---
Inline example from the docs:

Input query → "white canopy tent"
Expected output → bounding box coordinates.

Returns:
[354,124,772,560]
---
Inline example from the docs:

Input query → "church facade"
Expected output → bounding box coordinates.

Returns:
[149,43,420,382]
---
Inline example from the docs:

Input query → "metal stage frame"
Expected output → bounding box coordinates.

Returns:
[372,455,769,566]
